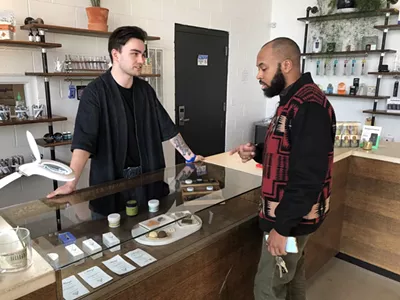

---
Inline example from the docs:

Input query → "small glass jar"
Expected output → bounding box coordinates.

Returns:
[32,104,45,119]
[0,227,32,273]
[126,200,138,217]
[0,105,11,121]
[15,105,29,120]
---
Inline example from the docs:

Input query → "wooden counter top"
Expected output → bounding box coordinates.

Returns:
[0,217,55,300]
[206,142,400,176]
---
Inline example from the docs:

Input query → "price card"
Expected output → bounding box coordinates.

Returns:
[62,275,89,300]
[102,255,136,275]
[78,266,113,289]
[125,249,157,267]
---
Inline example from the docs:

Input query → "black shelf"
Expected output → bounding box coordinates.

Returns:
[368,72,400,76]
[35,139,72,148]
[374,24,400,31]
[0,116,67,127]
[298,8,398,23]
[325,94,390,100]
[0,40,62,49]
[21,24,160,41]
[363,110,400,116]
[303,49,396,57]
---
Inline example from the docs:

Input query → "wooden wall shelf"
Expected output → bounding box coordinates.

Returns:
[298,8,398,23]
[20,24,161,41]
[0,40,62,49]
[25,72,161,78]
[325,94,390,100]
[374,24,400,31]
[303,49,396,57]
[0,116,67,127]
[35,139,72,148]
[368,72,400,76]
[363,110,400,116]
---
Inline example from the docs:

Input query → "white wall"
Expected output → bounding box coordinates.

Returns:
[269,0,400,141]
[0,0,272,207]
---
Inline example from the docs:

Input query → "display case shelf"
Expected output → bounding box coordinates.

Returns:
[20,24,161,41]
[0,116,67,127]
[0,40,62,49]
[297,8,398,23]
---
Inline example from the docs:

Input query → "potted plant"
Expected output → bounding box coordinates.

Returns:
[86,0,109,32]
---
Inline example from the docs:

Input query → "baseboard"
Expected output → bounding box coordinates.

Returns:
[336,252,400,283]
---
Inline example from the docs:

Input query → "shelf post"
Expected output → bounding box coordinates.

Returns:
[42,47,62,231]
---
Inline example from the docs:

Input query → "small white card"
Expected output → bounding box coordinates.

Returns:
[62,275,89,300]
[102,255,136,275]
[125,249,157,267]
[78,266,113,289]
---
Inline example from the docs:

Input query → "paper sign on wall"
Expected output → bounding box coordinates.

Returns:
[197,55,208,66]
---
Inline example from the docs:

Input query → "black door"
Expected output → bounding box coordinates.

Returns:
[175,24,229,164]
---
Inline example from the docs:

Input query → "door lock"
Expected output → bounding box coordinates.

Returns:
[178,105,190,126]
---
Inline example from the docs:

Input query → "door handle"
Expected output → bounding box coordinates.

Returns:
[178,105,190,126]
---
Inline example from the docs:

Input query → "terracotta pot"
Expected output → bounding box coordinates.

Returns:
[86,7,109,31]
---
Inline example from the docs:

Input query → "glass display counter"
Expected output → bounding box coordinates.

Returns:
[0,162,261,299]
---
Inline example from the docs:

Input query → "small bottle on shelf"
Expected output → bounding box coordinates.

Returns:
[35,30,41,42]
[28,30,34,42]
[39,29,45,43]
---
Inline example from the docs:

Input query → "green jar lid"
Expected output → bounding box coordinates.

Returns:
[127,200,137,206]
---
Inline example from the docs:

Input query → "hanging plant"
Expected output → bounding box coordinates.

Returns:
[90,0,101,7]
[355,0,385,11]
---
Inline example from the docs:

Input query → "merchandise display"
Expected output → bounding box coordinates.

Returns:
[335,121,362,148]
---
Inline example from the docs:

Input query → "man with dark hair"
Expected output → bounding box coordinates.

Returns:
[231,37,336,300]
[48,26,203,213]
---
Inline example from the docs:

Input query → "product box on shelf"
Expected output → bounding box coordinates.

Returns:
[387,98,400,113]
[335,121,362,148]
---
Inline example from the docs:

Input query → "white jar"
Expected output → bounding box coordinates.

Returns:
[148,199,159,213]
[107,213,120,228]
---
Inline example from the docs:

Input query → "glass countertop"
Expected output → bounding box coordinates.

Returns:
[0,162,261,270]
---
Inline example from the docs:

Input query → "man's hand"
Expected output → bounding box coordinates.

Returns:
[229,143,256,163]
[194,155,205,162]
[47,182,76,199]
[266,229,288,256]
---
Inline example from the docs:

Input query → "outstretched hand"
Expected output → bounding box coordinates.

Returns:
[229,143,256,163]
[194,155,205,162]
[47,182,76,199]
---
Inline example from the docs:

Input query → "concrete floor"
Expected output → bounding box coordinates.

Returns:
[307,258,400,300]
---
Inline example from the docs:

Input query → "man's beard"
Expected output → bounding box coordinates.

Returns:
[261,64,286,98]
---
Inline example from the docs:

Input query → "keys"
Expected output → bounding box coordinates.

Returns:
[275,256,289,278]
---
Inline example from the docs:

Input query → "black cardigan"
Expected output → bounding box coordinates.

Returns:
[71,70,178,214]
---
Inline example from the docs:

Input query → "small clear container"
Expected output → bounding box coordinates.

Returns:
[15,106,29,120]
[0,105,11,121]
[32,104,46,119]
[0,227,32,272]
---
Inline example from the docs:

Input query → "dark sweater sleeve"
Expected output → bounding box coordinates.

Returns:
[253,143,264,164]
[152,89,179,141]
[71,86,100,157]
[274,102,333,236]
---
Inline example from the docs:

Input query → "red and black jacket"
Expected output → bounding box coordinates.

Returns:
[254,73,336,237]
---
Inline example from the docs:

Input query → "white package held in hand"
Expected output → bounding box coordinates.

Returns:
[265,234,298,253]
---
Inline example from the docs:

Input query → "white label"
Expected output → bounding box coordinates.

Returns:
[125,249,157,267]
[78,266,113,289]
[197,54,208,66]
[62,275,89,300]
[102,255,136,275]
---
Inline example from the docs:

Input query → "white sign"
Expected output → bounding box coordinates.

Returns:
[197,54,208,66]
[62,275,89,300]
[102,255,136,275]
[125,249,157,267]
[78,266,113,289]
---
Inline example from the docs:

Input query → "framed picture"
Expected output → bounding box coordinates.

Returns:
[361,36,379,51]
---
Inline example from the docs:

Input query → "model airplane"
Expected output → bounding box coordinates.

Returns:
[0,131,75,190]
